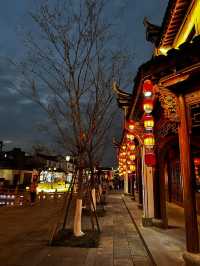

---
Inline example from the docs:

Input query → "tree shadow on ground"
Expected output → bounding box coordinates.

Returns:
[50,229,100,248]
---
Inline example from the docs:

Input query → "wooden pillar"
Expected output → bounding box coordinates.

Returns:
[178,95,199,253]
[166,155,172,202]
[153,158,161,219]
[131,174,135,199]
[137,156,143,206]
[158,153,168,228]
[142,147,154,226]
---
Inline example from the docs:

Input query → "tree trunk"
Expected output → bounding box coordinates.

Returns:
[73,198,84,237]
[73,167,84,237]
[91,188,96,211]
[97,184,102,203]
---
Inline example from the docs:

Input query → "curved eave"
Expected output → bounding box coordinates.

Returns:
[157,0,191,48]
[113,82,132,110]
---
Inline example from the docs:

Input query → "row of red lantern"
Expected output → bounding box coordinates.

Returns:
[143,79,154,115]
[118,150,136,175]
[118,144,127,176]
[118,123,137,176]
[143,80,156,166]
[143,80,154,129]
[125,122,137,174]
[194,158,200,179]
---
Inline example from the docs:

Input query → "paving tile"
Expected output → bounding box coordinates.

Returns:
[133,260,152,266]
[94,255,113,266]
[84,249,97,266]
[114,258,133,266]
[114,248,131,258]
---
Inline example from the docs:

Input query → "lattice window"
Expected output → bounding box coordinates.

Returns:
[191,102,200,128]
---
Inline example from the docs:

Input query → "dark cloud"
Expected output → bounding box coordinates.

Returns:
[0,56,50,150]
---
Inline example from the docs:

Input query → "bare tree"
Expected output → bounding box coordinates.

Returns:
[17,0,131,237]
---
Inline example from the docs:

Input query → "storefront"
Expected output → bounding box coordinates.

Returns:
[37,169,70,193]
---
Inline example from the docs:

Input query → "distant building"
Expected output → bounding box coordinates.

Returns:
[0,146,74,187]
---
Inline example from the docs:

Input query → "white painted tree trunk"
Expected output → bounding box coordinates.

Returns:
[91,188,96,211]
[73,198,84,237]
[124,172,129,194]
[96,184,102,203]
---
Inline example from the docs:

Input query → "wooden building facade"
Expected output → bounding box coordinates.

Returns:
[115,0,200,254]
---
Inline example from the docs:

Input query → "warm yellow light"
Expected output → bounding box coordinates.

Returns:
[158,47,170,55]
[128,124,134,130]
[143,103,153,114]
[130,164,136,172]
[174,1,200,48]
[129,154,136,161]
[144,134,155,147]
[127,120,135,132]
[128,144,135,151]
[126,132,135,140]
[122,145,126,150]
[144,120,154,129]
[37,182,69,193]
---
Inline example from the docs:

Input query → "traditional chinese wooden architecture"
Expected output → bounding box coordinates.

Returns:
[114,0,200,256]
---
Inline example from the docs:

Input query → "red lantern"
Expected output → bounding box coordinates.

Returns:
[129,153,136,161]
[121,144,126,151]
[143,114,154,130]
[127,119,135,132]
[121,151,126,157]
[129,164,136,172]
[145,152,156,166]
[144,133,155,148]
[127,141,136,151]
[143,98,154,113]
[194,158,200,165]
[126,132,135,140]
[143,79,153,97]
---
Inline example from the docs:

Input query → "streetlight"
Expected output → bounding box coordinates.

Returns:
[65,155,70,162]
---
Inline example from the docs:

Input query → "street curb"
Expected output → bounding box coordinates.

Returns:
[122,196,157,266]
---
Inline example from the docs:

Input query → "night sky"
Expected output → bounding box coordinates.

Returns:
[0,0,168,165]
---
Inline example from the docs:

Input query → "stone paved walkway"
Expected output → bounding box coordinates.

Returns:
[0,192,154,266]
[123,195,185,266]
